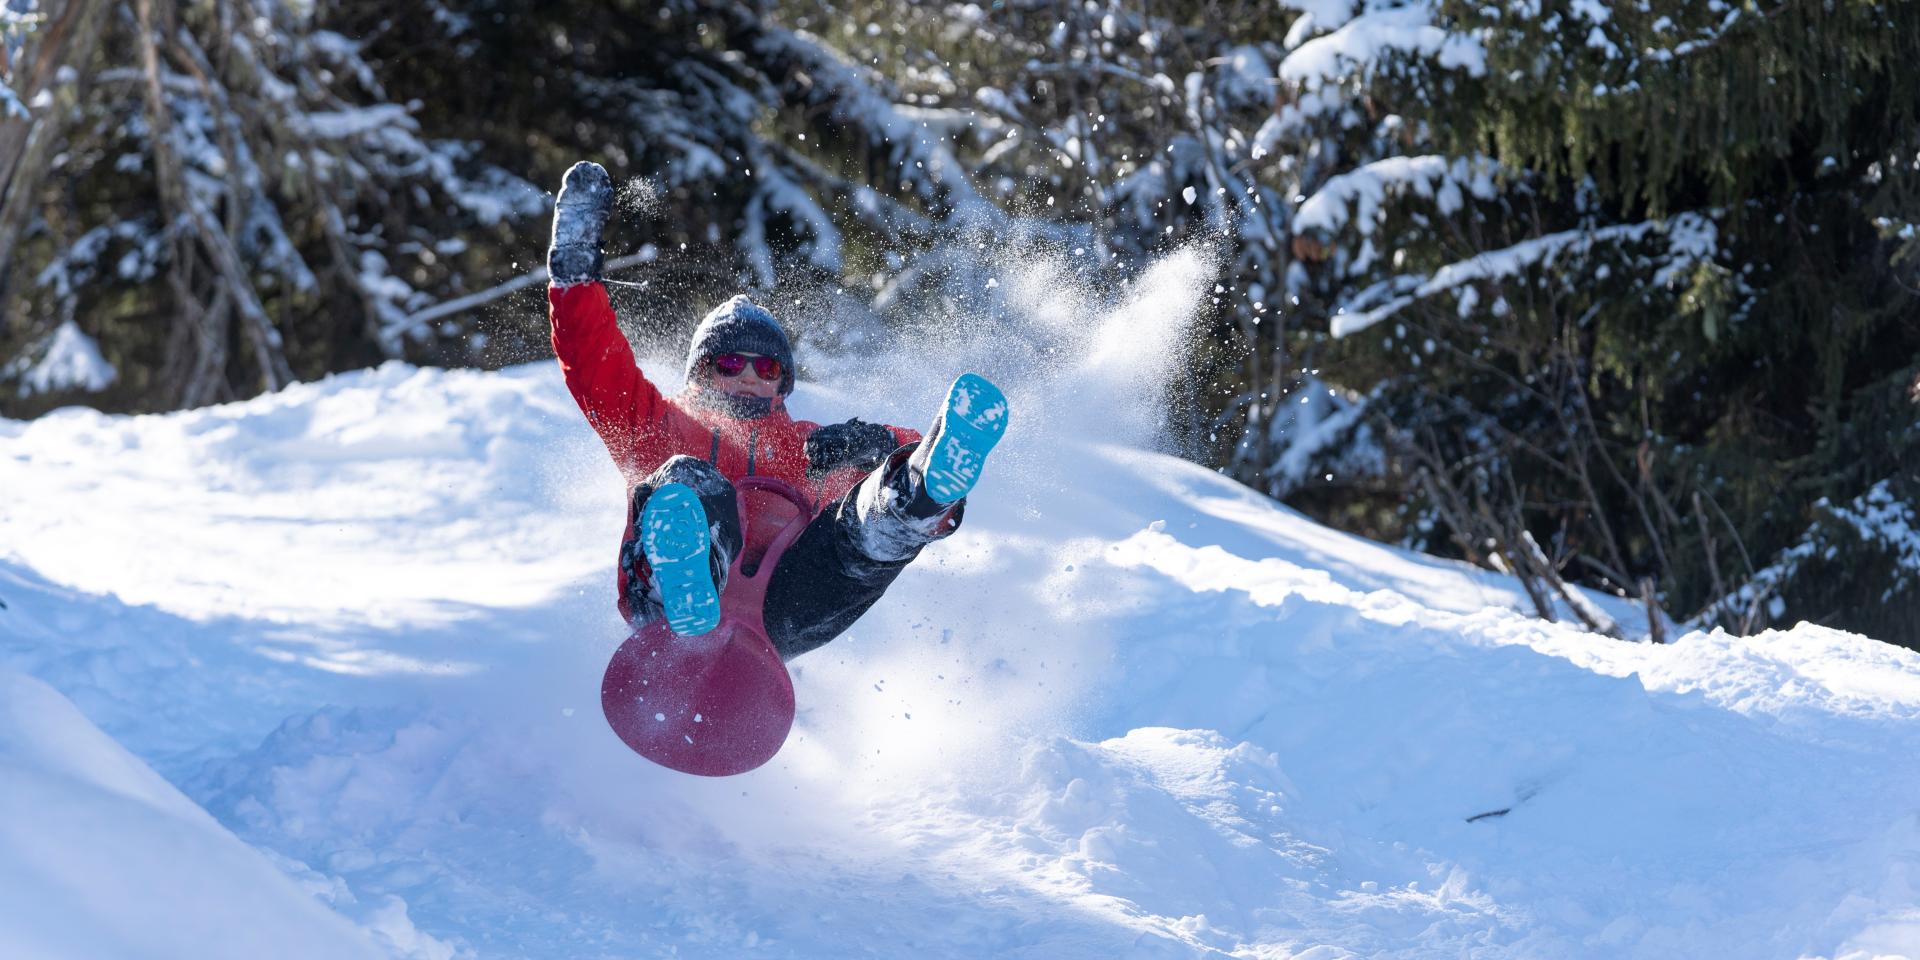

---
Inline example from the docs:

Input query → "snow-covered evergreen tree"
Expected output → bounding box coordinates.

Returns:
[1263,0,1920,641]
[1,0,547,409]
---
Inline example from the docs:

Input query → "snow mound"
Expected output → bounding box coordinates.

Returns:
[4,356,1920,959]
[0,669,385,960]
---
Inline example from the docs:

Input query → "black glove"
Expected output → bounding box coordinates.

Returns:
[548,161,612,284]
[806,418,898,478]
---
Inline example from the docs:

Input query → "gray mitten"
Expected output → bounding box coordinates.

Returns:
[549,161,612,285]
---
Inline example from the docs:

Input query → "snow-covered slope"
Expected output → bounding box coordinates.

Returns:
[5,342,1920,957]
[0,669,386,960]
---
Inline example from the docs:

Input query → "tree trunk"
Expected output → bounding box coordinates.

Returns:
[0,0,111,284]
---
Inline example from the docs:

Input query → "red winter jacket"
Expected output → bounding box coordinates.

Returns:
[549,281,918,615]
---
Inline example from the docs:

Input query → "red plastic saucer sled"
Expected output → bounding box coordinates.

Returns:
[601,477,811,776]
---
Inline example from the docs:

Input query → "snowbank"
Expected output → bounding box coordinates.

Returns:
[0,669,383,960]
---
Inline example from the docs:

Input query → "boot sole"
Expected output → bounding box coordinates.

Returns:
[641,483,721,636]
[924,373,1010,503]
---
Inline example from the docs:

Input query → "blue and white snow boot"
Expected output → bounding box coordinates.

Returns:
[916,373,1009,505]
[641,482,722,636]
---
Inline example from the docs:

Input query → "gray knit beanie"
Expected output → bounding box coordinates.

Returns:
[683,295,796,396]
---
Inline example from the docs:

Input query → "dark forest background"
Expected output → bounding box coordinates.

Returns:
[3,0,1917,645]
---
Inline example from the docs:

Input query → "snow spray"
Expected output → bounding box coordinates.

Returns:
[748,243,1221,790]
[616,176,662,218]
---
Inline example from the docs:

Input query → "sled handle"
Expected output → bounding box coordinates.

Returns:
[732,477,816,587]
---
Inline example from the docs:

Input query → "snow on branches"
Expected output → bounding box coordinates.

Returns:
[1331,212,1720,337]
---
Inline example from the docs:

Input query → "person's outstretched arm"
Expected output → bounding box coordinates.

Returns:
[546,161,669,475]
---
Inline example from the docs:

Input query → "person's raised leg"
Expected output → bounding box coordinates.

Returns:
[619,456,742,635]
[911,372,1009,508]
[764,443,943,659]
[763,374,1009,658]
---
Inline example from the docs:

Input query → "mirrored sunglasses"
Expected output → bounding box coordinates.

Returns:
[712,352,783,381]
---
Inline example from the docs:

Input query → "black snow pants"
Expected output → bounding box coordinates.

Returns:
[620,444,961,661]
